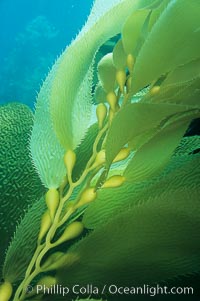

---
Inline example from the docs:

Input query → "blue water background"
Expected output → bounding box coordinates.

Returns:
[0,0,93,109]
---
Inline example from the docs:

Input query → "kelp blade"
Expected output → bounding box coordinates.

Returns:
[57,188,200,291]
[131,0,200,95]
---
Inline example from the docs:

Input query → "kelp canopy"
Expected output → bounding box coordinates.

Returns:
[0,0,200,301]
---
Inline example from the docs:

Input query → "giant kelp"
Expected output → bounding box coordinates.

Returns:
[0,103,45,274]
[58,188,200,287]
[0,0,200,301]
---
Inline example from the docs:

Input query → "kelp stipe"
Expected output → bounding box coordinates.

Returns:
[1,0,200,300]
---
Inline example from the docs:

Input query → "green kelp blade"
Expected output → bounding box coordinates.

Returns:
[122,0,168,59]
[113,39,127,70]
[173,80,200,106]
[123,119,189,183]
[73,123,99,182]
[105,102,196,167]
[94,83,107,104]
[57,188,200,289]
[131,0,200,95]
[122,8,150,58]
[3,197,46,283]
[162,58,200,88]
[49,0,159,150]
[30,58,66,189]
[83,152,200,230]
[50,60,93,150]
[97,53,117,93]
[143,79,200,106]
[0,103,44,276]
[128,126,157,150]
[142,58,200,105]
[148,0,170,32]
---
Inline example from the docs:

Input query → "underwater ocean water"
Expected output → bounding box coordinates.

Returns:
[0,0,200,301]
[0,0,93,108]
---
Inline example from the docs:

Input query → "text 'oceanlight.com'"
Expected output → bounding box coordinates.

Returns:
[26,283,194,297]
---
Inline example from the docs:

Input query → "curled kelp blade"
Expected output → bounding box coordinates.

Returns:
[57,187,200,291]
[0,103,44,276]
[130,0,200,95]
[30,0,139,188]
[49,0,160,150]
[29,0,176,189]
[30,58,67,189]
